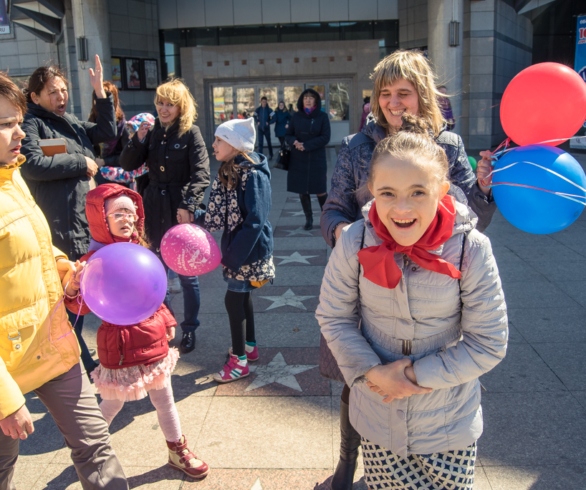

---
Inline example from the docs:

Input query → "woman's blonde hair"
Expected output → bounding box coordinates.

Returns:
[369,114,449,187]
[370,50,445,137]
[155,79,197,137]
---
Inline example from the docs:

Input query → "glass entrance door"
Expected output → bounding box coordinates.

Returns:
[236,87,255,119]
[210,79,353,145]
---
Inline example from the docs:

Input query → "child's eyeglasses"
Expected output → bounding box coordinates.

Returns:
[108,213,138,222]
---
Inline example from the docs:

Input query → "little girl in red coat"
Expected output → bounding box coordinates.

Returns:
[64,183,209,480]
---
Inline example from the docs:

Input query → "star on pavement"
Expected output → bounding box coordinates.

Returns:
[246,352,317,392]
[259,288,316,311]
[285,210,307,217]
[284,227,314,236]
[274,251,318,265]
[250,478,263,490]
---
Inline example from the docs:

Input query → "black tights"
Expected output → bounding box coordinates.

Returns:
[225,290,256,357]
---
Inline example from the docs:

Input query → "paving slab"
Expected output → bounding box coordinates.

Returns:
[507,307,586,343]
[479,343,567,393]
[482,464,586,490]
[196,396,333,469]
[478,392,586,467]
[183,469,336,490]
[500,278,579,309]
[531,342,586,390]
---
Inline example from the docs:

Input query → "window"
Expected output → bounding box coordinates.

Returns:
[213,87,234,125]
[329,82,350,121]
[284,86,303,112]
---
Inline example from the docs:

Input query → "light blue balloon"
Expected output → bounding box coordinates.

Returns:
[492,145,586,234]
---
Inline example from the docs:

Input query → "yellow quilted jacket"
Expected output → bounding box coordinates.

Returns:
[0,157,80,419]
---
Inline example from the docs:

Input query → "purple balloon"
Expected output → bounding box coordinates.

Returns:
[80,243,167,326]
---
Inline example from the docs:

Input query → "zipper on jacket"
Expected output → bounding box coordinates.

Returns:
[119,354,124,366]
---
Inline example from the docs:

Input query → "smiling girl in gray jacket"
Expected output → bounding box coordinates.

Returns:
[316,117,508,489]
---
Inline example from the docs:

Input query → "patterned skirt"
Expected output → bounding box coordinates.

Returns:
[361,438,477,490]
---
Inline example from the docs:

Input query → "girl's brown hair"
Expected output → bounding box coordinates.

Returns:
[89,81,125,123]
[218,152,256,189]
[0,71,27,117]
[368,114,449,187]
[24,65,68,104]
[370,50,445,137]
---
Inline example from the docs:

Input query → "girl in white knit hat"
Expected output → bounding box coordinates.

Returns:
[196,117,275,382]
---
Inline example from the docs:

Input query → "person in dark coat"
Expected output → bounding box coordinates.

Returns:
[285,88,331,230]
[20,56,116,378]
[273,101,291,147]
[88,80,130,187]
[120,79,210,355]
[254,97,274,159]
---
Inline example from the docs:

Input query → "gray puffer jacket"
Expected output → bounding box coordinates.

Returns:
[321,117,496,247]
[316,200,508,457]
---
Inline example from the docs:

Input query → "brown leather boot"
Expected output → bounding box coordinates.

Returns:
[166,435,209,479]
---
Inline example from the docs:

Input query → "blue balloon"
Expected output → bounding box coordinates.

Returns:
[492,145,586,234]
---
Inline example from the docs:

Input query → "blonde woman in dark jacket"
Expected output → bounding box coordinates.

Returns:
[120,79,210,354]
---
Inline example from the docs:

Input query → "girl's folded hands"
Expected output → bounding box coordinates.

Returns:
[365,358,432,404]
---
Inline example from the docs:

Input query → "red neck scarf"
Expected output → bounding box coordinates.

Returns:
[358,195,461,289]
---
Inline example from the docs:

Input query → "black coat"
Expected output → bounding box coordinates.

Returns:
[285,89,331,194]
[93,119,133,188]
[120,118,210,251]
[20,95,117,257]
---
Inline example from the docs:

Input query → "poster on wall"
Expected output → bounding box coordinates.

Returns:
[0,0,10,35]
[571,14,586,149]
[111,58,122,89]
[125,58,141,89]
[144,60,158,90]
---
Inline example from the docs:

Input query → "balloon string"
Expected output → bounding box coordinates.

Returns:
[483,160,586,206]
[491,135,586,161]
[48,279,83,344]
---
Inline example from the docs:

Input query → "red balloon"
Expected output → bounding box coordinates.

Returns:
[500,62,586,146]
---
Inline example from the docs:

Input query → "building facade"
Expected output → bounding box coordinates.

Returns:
[0,0,580,154]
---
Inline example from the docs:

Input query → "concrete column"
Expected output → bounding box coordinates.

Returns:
[427,0,464,134]
[71,0,112,119]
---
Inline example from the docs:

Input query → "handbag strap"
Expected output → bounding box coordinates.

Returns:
[458,231,468,303]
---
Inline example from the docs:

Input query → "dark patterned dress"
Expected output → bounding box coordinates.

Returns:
[362,439,476,490]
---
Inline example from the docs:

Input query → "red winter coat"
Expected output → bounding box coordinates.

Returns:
[65,184,176,369]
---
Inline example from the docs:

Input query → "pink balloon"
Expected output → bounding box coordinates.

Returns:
[160,224,221,276]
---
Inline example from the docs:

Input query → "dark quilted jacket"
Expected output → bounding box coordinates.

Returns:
[321,117,496,247]
[119,118,210,251]
[20,96,116,257]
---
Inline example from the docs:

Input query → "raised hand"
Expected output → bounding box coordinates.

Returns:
[89,55,106,99]
[136,121,151,142]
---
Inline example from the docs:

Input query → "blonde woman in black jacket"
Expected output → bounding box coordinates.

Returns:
[120,79,210,354]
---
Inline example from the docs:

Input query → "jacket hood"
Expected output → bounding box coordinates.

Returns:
[85,184,145,246]
[361,188,477,248]
[297,88,322,117]
[235,151,270,178]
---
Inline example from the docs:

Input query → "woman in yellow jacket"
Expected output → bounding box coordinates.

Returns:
[0,72,128,489]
